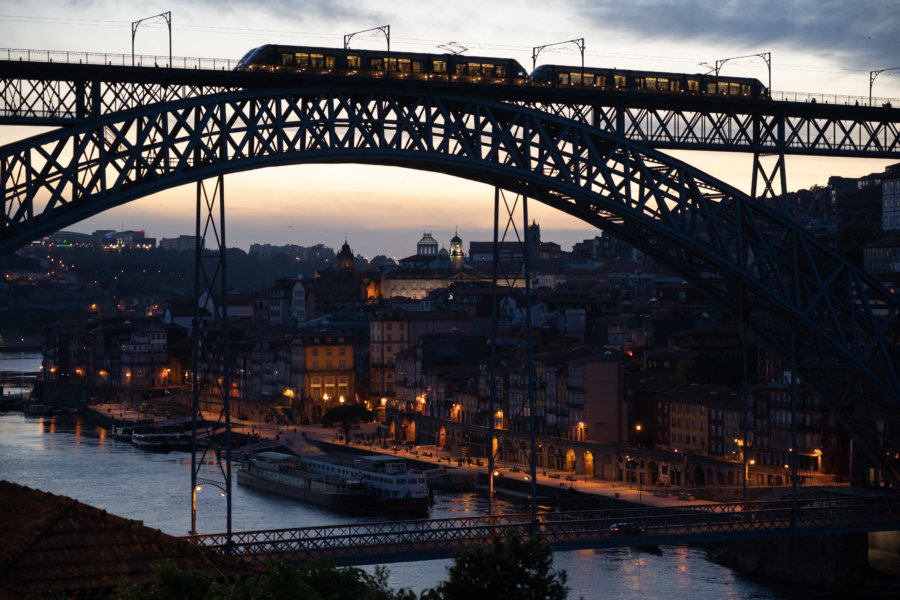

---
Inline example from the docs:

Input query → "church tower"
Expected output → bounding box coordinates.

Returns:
[449,231,465,273]
[337,239,354,270]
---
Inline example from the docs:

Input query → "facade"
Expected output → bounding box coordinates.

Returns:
[881,163,900,232]
[294,331,357,424]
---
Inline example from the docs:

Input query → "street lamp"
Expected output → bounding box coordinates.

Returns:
[190,482,227,535]
[869,67,900,107]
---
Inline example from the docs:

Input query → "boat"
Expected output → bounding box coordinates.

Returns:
[112,419,154,441]
[296,453,431,514]
[131,424,192,452]
[237,451,374,511]
[22,403,55,416]
[423,466,479,491]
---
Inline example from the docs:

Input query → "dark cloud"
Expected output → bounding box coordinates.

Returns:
[573,0,899,71]
[188,0,383,27]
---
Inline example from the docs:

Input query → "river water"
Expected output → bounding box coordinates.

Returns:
[0,351,885,599]
[4,412,877,599]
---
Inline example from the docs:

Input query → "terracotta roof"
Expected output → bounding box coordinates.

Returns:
[0,481,259,598]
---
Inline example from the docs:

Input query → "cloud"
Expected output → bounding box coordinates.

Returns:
[573,0,900,71]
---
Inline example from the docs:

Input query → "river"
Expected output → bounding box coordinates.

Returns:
[0,351,885,599]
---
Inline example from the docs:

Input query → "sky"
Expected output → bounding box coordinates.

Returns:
[1,0,899,259]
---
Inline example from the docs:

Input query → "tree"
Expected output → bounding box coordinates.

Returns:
[423,532,570,600]
[322,403,374,443]
[112,559,417,600]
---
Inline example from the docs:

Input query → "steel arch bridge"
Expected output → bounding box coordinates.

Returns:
[1,85,899,482]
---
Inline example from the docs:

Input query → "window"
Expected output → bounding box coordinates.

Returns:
[347,55,361,69]
[433,60,446,74]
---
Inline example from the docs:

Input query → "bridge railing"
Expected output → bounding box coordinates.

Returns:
[771,89,894,108]
[0,48,239,71]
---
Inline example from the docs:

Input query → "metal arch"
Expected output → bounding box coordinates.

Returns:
[1,86,898,483]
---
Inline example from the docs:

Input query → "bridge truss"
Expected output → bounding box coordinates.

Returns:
[1,84,898,486]
[186,494,900,564]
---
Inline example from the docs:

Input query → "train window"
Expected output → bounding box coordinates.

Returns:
[347,55,361,69]
[634,77,645,89]
[469,63,482,77]
[398,58,411,72]
[310,54,325,68]
[481,64,494,77]
[687,79,699,92]
[707,82,719,94]
[325,56,336,69]
[385,58,398,72]
[496,65,506,77]
[455,63,467,76]
[371,57,384,71]
[559,73,570,85]
[412,61,424,73]
[728,82,741,95]
[584,73,595,86]
[741,84,751,96]
[614,75,626,88]
[433,60,447,73]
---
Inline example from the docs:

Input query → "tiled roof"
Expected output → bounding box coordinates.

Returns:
[0,481,259,598]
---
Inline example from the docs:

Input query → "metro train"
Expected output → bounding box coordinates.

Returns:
[235,44,769,99]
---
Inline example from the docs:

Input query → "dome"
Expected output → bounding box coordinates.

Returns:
[416,232,439,256]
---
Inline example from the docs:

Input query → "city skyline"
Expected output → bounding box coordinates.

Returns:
[1,1,899,258]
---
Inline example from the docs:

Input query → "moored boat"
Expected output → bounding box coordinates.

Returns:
[297,453,431,514]
[237,451,374,510]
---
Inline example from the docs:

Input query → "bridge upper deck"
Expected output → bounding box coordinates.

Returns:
[1,53,898,158]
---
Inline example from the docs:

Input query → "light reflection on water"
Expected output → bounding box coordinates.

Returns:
[0,413,887,599]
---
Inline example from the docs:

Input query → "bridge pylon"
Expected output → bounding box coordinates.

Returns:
[189,175,233,547]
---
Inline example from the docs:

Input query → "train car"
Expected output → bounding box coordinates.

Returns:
[235,44,529,85]
[530,64,768,99]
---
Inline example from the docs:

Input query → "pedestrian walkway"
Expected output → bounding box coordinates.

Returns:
[89,401,711,509]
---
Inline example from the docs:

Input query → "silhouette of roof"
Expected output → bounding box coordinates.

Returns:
[0,481,260,598]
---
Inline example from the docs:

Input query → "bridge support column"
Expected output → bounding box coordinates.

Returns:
[715,533,869,587]
[487,186,538,523]
[190,174,233,547]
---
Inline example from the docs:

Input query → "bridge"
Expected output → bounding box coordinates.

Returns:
[185,494,900,564]
[2,49,900,539]
[2,54,898,484]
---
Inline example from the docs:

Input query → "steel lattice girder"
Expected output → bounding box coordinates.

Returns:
[1,86,898,482]
[525,100,900,157]
[1,62,899,157]
[184,495,900,562]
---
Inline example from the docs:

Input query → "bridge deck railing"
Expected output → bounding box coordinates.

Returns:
[0,48,238,71]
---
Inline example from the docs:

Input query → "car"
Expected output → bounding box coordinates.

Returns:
[608,522,645,536]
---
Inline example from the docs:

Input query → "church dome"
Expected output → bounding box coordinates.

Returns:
[417,232,439,256]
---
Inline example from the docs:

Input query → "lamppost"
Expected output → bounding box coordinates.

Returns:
[190,482,227,536]
[869,67,900,106]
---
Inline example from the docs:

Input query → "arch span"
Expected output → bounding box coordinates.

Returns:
[2,85,898,482]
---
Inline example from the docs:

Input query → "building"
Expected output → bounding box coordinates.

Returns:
[881,162,900,233]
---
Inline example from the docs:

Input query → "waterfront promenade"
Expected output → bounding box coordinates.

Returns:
[87,399,709,510]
